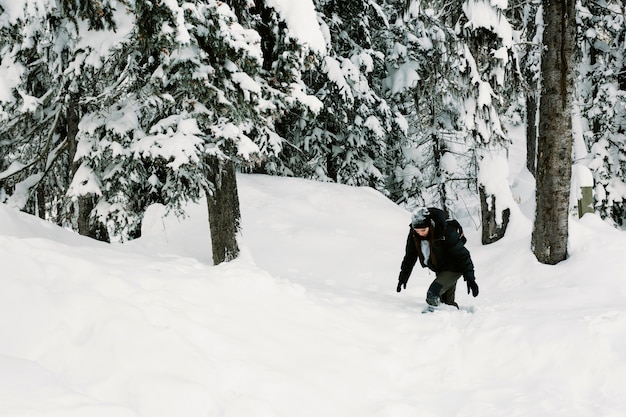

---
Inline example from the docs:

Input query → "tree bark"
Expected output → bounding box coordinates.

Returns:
[206,157,241,265]
[531,0,575,264]
[526,91,538,175]
[480,186,510,244]
[66,99,110,242]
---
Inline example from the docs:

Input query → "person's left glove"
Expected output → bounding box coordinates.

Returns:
[466,279,479,297]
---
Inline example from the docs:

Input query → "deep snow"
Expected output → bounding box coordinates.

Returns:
[1,171,626,417]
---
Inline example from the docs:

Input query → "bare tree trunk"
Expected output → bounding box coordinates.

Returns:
[480,186,511,244]
[531,0,575,264]
[206,157,241,265]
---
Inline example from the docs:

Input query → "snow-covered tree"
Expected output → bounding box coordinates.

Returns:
[1,0,322,262]
[0,0,126,241]
[382,0,471,209]
[71,0,292,262]
[459,0,520,243]
[267,0,395,190]
[516,0,542,175]
[223,0,326,176]
[383,0,520,244]
[576,0,626,226]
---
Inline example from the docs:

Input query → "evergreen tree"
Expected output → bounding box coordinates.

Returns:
[384,0,520,237]
[71,0,285,262]
[576,0,626,226]
[271,0,395,190]
[0,0,122,241]
[1,0,307,261]
[382,0,469,209]
[224,0,326,177]
[458,0,520,243]
[516,0,542,176]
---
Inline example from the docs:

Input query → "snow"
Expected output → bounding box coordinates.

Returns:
[266,0,326,54]
[1,0,626,415]
[75,0,135,68]
[0,54,24,104]
[385,61,421,94]
[478,151,517,224]
[132,115,203,171]
[2,168,626,417]
[463,0,514,48]
[67,164,103,197]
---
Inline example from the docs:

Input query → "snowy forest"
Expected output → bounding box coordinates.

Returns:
[1,0,625,261]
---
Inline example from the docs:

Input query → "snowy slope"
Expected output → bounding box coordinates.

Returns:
[1,174,626,417]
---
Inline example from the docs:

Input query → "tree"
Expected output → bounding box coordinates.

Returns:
[383,0,474,210]
[0,0,299,262]
[531,0,576,264]
[459,1,519,244]
[384,0,520,244]
[517,0,542,176]
[265,0,395,190]
[0,0,121,241]
[206,160,241,264]
[71,0,276,262]
[576,0,626,226]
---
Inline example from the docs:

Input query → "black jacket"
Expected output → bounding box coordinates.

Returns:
[398,218,475,285]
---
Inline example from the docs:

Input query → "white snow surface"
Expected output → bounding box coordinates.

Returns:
[1,171,626,417]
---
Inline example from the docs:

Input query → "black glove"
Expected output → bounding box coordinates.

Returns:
[466,279,479,297]
[396,274,409,292]
[397,271,409,293]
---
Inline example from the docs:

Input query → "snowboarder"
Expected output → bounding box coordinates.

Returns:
[396,207,479,309]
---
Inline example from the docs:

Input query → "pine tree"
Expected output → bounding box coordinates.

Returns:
[378,0,468,209]
[458,0,520,243]
[1,0,304,262]
[517,0,542,176]
[224,0,326,177]
[383,0,520,235]
[271,0,395,190]
[0,0,122,241]
[576,0,626,226]
[70,0,283,262]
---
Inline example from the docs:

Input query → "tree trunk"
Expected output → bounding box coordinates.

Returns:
[526,90,538,175]
[433,133,447,209]
[77,196,110,242]
[206,157,241,265]
[480,186,511,244]
[531,0,575,264]
[36,184,46,219]
[66,99,110,242]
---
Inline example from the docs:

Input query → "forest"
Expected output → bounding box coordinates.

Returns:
[1,0,625,264]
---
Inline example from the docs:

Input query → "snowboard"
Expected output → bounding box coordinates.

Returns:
[421,304,475,314]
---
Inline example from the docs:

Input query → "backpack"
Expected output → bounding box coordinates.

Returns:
[427,207,467,244]
[446,218,467,244]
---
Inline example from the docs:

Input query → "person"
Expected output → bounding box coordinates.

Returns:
[396,207,479,308]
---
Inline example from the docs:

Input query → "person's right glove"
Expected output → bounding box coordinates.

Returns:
[396,273,408,292]
[466,279,479,297]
